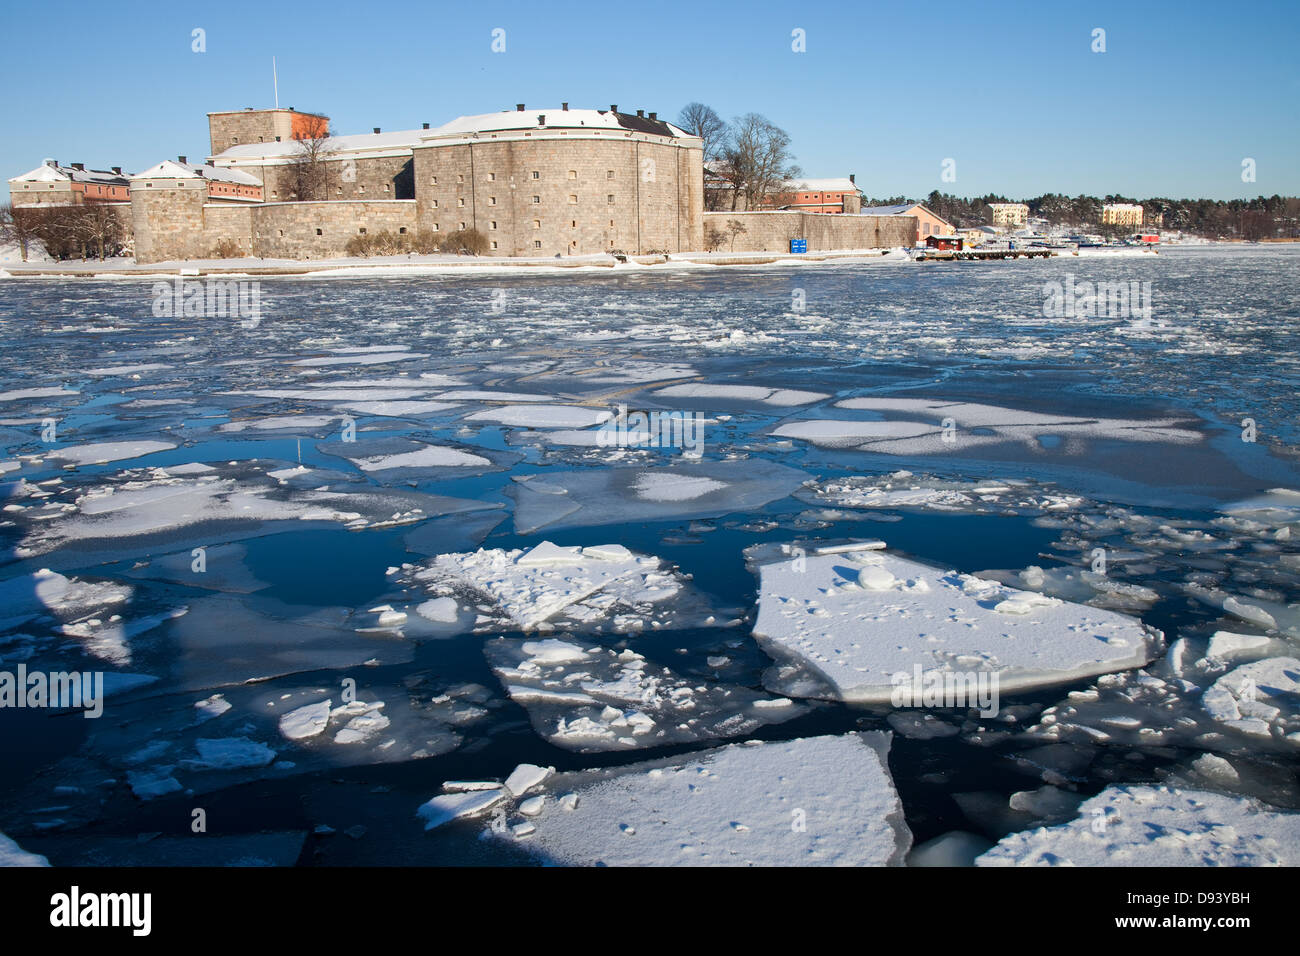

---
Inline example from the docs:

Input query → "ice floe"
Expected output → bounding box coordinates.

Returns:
[978,786,1300,866]
[476,734,908,865]
[399,542,717,634]
[751,542,1161,703]
[485,636,804,751]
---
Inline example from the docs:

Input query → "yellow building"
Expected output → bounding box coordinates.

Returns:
[989,202,1028,227]
[1102,203,1144,227]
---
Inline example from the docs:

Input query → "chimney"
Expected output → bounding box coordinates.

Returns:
[178,155,187,165]
[516,103,525,111]
[206,160,215,166]
[275,136,281,141]
[649,112,657,120]
[636,109,644,117]
[112,166,122,175]
[422,122,430,129]
[538,114,546,126]
[610,104,618,113]
[44,158,57,168]
[562,102,569,111]
[850,174,855,184]
[71,162,85,171]
[373,127,381,134]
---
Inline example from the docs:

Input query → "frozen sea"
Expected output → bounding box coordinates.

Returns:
[1,244,1298,866]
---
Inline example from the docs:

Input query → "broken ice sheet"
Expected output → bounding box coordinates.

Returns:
[156,593,415,692]
[751,543,1161,703]
[476,734,908,865]
[977,785,1300,866]
[316,435,519,481]
[12,461,501,563]
[42,677,491,807]
[484,636,805,752]
[508,459,809,534]
[397,541,723,634]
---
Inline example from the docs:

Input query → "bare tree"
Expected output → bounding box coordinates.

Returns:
[720,114,800,212]
[75,204,124,260]
[287,115,335,201]
[725,218,747,251]
[1,203,40,261]
[676,102,728,161]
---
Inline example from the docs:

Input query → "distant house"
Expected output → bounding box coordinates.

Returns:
[925,234,962,251]
[8,159,131,207]
[858,203,954,243]
[767,177,862,214]
[704,164,862,213]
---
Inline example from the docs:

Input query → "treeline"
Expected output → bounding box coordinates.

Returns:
[0,203,128,260]
[865,191,1300,239]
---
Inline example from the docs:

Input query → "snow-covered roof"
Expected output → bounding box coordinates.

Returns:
[211,108,693,162]
[858,203,921,216]
[781,177,859,193]
[131,160,261,186]
[8,161,129,187]
[215,127,427,161]
[425,108,689,140]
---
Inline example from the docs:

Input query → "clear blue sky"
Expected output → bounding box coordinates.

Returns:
[4,0,1296,200]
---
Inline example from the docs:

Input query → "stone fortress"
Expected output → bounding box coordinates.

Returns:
[9,103,918,263]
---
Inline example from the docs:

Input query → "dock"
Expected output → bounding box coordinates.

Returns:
[911,248,1056,262]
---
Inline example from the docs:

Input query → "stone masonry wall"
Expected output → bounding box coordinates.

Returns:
[249,200,418,259]
[702,212,916,253]
[412,134,702,256]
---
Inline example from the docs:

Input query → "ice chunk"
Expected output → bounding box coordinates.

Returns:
[0,832,49,867]
[407,543,705,632]
[466,405,611,428]
[752,544,1160,703]
[504,764,554,797]
[509,460,809,534]
[485,734,909,866]
[908,832,993,867]
[47,441,176,466]
[278,700,332,741]
[486,637,805,752]
[1201,657,1300,743]
[352,445,491,471]
[978,786,1300,866]
[417,789,507,831]
[188,737,277,770]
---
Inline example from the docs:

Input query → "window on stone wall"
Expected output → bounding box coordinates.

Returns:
[534,240,541,248]
[359,227,366,234]
[458,198,465,207]
[432,223,439,230]
[490,221,497,230]
[431,200,438,208]
[488,173,496,181]
[607,170,614,179]
[359,185,365,193]
[571,220,576,228]
[399,227,407,234]
[384,184,390,192]
[609,220,614,226]
[316,228,323,236]
[232,136,239,144]
[489,197,496,206]
[531,171,540,179]
[459,222,466,230]
[278,230,284,237]
[431,176,437,184]
[532,196,540,204]
[532,220,541,230]
[607,194,615,204]
[337,187,343,194]
[568,170,577,179]
[568,195,577,204]
[457,174,464,183]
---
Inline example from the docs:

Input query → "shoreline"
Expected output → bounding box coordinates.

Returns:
[0,244,1175,279]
